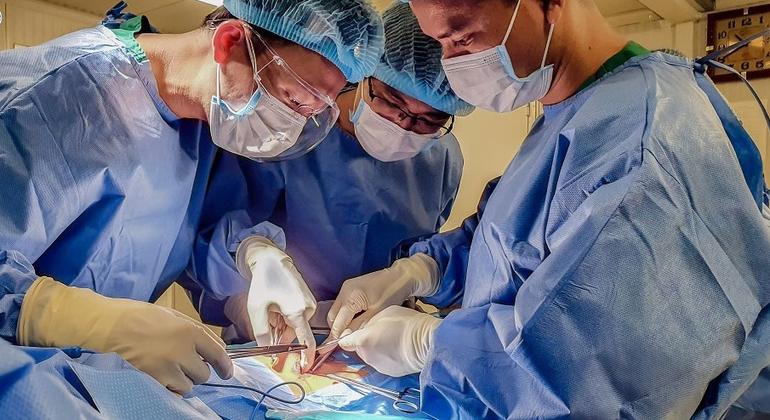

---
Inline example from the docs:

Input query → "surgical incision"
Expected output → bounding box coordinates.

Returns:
[252,353,367,396]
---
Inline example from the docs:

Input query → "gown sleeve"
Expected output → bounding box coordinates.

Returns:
[402,178,499,308]
[0,93,81,343]
[421,143,770,419]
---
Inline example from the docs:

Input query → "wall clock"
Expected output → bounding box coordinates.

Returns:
[706,5,770,82]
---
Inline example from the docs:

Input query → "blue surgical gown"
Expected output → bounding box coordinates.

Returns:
[183,125,462,325]
[0,26,218,342]
[412,53,770,418]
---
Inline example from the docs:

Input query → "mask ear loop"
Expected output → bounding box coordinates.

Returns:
[349,79,368,123]
[215,64,222,104]
[541,24,556,69]
[501,0,523,46]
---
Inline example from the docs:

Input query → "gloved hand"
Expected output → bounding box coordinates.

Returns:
[338,305,440,377]
[17,277,232,394]
[327,253,439,339]
[236,236,317,370]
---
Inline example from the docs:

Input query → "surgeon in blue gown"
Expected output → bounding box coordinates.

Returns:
[332,0,770,418]
[0,0,384,395]
[182,2,473,364]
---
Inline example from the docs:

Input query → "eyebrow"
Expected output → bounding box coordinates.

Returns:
[436,16,470,40]
[382,86,409,107]
[435,28,457,40]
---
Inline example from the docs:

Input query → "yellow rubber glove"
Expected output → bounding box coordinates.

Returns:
[17,277,233,394]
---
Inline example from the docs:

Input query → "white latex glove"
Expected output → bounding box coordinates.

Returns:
[236,236,317,369]
[327,253,439,339]
[17,277,232,394]
[338,305,440,377]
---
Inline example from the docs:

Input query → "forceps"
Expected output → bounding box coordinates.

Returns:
[226,343,307,360]
[324,373,421,414]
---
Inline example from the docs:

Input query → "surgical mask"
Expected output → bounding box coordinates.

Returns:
[350,85,439,162]
[209,26,340,161]
[441,1,556,113]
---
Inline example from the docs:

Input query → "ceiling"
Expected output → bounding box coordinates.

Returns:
[595,0,648,17]
[39,0,769,33]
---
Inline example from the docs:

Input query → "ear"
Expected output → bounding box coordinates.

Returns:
[545,0,565,26]
[212,20,247,64]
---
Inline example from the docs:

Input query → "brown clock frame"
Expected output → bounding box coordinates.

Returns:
[706,5,770,83]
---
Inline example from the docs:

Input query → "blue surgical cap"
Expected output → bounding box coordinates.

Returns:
[223,0,385,83]
[373,2,474,116]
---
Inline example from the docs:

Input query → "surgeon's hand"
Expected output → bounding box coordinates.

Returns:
[17,277,232,394]
[236,236,317,370]
[338,305,440,377]
[327,253,439,339]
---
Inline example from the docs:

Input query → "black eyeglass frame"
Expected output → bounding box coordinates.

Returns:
[366,78,455,138]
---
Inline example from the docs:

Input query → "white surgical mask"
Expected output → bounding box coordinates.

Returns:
[210,65,308,159]
[350,85,440,162]
[209,26,339,161]
[441,1,556,113]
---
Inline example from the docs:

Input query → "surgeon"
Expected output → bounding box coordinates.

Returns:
[0,0,383,394]
[182,1,473,371]
[331,0,770,418]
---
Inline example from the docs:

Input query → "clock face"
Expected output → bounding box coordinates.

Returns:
[711,9,770,76]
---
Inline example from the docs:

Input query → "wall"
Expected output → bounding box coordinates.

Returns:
[442,108,531,229]
[0,3,6,49]
[0,0,98,50]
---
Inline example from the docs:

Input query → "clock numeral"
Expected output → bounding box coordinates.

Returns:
[741,61,751,71]
[756,60,765,69]
[742,17,753,26]
[728,19,737,29]
[766,50,770,58]
[761,16,765,24]
[718,30,728,39]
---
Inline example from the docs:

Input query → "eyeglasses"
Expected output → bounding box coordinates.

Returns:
[211,20,336,120]
[367,79,454,137]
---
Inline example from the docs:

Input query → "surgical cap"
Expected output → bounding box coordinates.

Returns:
[223,0,385,83]
[374,2,474,116]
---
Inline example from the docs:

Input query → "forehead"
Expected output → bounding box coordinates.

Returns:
[272,43,347,96]
[374,79,445,117]
[411,0,492,37]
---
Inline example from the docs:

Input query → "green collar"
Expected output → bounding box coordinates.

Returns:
[109,15,152,63]
[577,42,650,92]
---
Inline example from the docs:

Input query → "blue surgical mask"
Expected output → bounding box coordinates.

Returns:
[441,1,555,113]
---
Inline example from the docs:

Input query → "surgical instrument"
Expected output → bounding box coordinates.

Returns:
[324,373,421,414]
